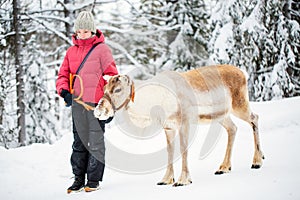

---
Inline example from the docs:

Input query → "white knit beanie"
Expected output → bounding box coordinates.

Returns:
[74,11,96,33]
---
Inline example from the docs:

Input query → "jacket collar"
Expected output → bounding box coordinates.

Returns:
[72,29,105,46]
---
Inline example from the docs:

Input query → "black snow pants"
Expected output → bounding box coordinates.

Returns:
[71,101,106,182]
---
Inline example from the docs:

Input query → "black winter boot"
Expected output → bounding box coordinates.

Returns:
[84,181,100,192]
[67,176,85,194]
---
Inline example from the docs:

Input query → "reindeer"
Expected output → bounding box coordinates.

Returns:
[94,64,264,186]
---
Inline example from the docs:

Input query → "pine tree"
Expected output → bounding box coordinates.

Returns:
[208,0,233,64]
[251,0,298,100]
[163,0,210,71]
[282,0,300,96]
[226,0,264,100]
[210,0,300,101]
[135,0,168,75]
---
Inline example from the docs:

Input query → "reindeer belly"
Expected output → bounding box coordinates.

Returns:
[190,86,232,123]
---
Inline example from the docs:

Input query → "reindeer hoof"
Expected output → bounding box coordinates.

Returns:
[172,180,192,187]
[251,164,261,169]
[214,171,225,175]
[173,183,184,187]
[215,166,231,175]
[157,182,168,185]
[157,178,175,185]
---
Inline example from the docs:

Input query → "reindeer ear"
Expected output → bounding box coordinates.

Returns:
[131,83,135,102]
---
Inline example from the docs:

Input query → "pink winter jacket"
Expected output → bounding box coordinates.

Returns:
[56,30,118,103]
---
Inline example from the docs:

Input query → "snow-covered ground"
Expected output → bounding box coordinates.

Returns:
[0,97,300,200]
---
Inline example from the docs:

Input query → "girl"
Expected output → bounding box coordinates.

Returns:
[56,11,118,193]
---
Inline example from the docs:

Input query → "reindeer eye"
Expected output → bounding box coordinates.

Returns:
[114,88,122,93]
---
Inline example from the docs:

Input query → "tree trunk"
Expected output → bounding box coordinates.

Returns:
[166,0,179,45]
[64,0,72,37]
[0,98,3,126]
[13,0,26,146]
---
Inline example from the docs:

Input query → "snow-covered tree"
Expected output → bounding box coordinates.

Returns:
[104,0,211,77]
[0,46,19,148]
[163,0,210,71]
[247,0,299,100]
[282,0,300,97]
[209,0,300,101]
[0,0,71,147]
[0,0,23,147]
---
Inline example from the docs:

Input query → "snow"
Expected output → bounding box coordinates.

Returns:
[1,97,300,200]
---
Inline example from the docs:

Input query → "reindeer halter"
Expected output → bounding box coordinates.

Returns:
[103,82,135,112]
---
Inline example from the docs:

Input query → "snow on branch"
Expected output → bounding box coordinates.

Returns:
[57,0,118,12]
[105,39,153,77]
[26,8,64,15]
[25,14,72,45]
[100,24,181,36]
[22,14,71,25]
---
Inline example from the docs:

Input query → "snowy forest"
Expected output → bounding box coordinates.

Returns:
[0,0,299,148]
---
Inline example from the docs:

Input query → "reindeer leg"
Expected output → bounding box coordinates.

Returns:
[157,129,176,185]
[231,84,264,170]
[215,117,237,175]
[249,113,265,169]
[173,123,192,186]
[235,111,264,169]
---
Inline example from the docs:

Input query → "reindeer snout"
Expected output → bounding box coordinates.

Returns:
[94,98,115,120]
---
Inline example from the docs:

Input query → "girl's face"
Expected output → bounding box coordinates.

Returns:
[76,29,93,39]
